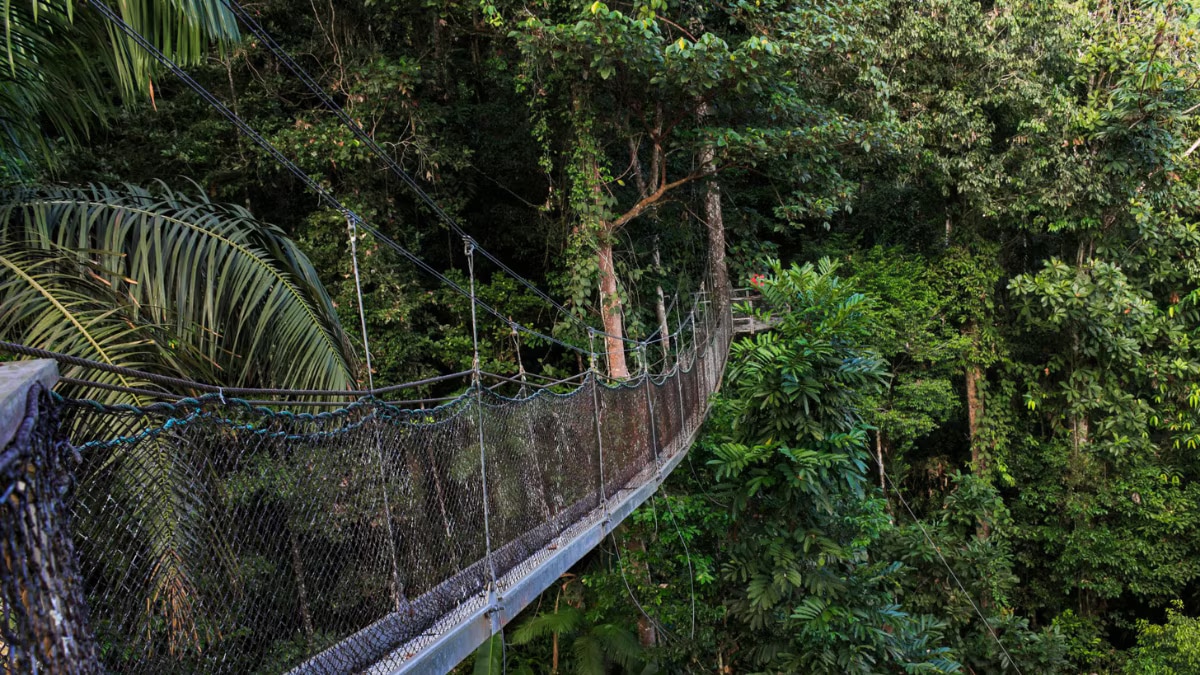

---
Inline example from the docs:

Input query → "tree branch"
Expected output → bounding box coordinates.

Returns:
[608,169,710,232]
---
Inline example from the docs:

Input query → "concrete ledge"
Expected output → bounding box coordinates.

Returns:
[0,359,59,450]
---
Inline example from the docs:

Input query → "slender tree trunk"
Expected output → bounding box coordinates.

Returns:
[697,101,728,301]
[656,286,670,371]
[876,430,886,494]
[627,537,658,647]
[963,321,990,538]
[598,232,629,378]
[654,239,671,371]
[289,530,315,650]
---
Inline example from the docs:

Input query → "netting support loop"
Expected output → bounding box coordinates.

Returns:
[673,301,689,437]
[640,343,663,483]
[587,328,609,527]
[466,239,502,602]
[346,212,405,611]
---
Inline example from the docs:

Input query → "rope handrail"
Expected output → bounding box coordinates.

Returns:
[2,341,476,397]
[0,279,733,675]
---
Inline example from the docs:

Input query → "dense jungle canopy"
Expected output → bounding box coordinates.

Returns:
[5,0,1200,672]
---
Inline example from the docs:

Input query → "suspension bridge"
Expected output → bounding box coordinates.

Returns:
[0,0,749,670]
[0,277,731,674]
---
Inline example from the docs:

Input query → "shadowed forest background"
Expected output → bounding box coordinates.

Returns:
[6,0,1200,672]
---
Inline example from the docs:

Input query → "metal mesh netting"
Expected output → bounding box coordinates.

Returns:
[1,289,731,674]
[0,384,101,673]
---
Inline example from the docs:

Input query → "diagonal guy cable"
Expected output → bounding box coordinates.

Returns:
[882,466,1023,674]
[84,0,589,356]
[222,0,641,345]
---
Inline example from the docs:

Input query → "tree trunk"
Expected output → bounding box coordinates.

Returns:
[697,100,728,301]
[963,323,986,474]
[653,239,671,372]
[627,537,658,647]
[965,364,985,474]
[963,322,991,539]
[1073,413,1089,455]
[598,232,629,378]
[289,530,315,650]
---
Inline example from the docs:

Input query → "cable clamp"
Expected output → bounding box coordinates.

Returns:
[218,388,226,405]
[463,237,475,255]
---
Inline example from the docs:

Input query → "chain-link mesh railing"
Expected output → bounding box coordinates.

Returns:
[0,282,731,675]
[0,383,101,673]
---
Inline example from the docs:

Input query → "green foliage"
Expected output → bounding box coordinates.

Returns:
[0,0,239,176]
[468,588,645,675]
[709,259,956,673]
[1124,602,1200,675]
[22,0,1200,669]
[885,473,1069,673]
[0,181,356,394]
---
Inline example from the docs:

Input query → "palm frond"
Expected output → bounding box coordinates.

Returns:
[0,181,358,392]
[590,623,644,671]
[510,604,584,645]
[0,244,166,399]
[97,0,240,100]
[571,634,606,675]
[0,0,239,177]
[0,0,109,175]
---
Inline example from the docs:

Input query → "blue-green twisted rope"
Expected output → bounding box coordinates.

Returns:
[59,389,477,451]
[52,389,376,420]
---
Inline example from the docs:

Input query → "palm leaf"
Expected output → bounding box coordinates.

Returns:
[0,181,357,392]
[0,0,109,174]
[0,183,355,659]
[570,634,606,675]
[510,604,584,645]
[0,244,167,401]
[94,0,240,100]
[590,623,644,671]
[0,0,239,176]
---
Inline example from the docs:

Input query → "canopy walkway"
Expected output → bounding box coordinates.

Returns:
[0,0,738,671]
[731,287,777,335]
[0,283,731,674]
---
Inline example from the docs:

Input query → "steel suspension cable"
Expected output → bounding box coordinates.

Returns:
[219,0,641,346]
[83,0,590,357]
[466,240,504,646]
[881,464,1023,673]
[345,212,405,612]
[344,213,377,392]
